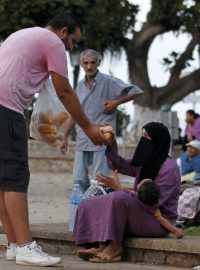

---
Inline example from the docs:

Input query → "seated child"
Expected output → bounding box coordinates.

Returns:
[137,179,184,239]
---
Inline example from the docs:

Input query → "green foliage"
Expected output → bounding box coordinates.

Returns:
[184,226,200,236]
[0,0,91,39]
[179,0,200,30]
[69,0,139,52]
[148,0,200,32]
[1,0,199,53]
[116,107,130,137]
[148,0,185,30]
[0,0,138,52]
[162,50,194,72]
[1,0,200,110]
[70,126,77,141]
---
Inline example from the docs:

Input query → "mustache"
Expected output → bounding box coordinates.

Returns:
[86,69,93,72]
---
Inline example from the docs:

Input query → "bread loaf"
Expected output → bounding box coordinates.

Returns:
[41,133,60,144]
[56,112,68,126]
[39,111,53,124]
[103,133,112,140]
[99,125,113,141]
[38,124,56,134]
[99,125,113,134]
[30,109,68,146]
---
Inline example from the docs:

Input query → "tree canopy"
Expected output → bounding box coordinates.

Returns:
[0,0,200,109]
[0,0,138,52]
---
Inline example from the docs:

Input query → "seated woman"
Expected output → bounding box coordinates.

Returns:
[73,122,181,263]
[180,139,200,181]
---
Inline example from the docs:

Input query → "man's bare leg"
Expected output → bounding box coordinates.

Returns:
[0,191,16,243]
[4,191,32,245]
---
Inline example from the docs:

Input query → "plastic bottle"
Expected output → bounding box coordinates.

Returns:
[83,179,106,199]
[68,183,83,232]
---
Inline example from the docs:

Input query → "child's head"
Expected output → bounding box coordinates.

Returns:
[137,179,160,206]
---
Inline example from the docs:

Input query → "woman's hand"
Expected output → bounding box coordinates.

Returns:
[107,131,116,147]
[96,170,123,191]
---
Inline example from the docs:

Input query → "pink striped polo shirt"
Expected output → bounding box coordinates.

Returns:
[0,27,68,114]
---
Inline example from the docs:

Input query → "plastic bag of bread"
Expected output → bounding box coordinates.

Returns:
[30,79,69,147]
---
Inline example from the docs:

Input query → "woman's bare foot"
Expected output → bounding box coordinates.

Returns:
[89,241,123,263]
[96,241,122,258]
[77,243,107,261]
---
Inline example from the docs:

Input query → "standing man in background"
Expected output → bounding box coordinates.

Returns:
[60,49,143,192]
[183,109,200,150]
[0,14,105,267]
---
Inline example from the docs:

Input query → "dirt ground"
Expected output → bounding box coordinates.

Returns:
[0,172,73,227]
[0,171,134,225]
[28,172,73,224]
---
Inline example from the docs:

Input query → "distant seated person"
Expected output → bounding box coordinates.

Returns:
[183,110,200,150]
[180,140,200,181]
[137,179,184,239]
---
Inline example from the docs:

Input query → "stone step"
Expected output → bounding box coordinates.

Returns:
[28,140,75,173]
[0,223,197,269]
[0,250,186,270]
[28,140,182,173]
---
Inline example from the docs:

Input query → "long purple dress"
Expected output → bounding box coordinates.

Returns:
[73,143,181,245]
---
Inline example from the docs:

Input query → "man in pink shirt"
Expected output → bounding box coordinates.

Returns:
[0,14,105,267]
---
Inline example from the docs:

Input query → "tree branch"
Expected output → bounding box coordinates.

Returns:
[157,68,200,106]
[133,22,165,49]
[122,23,166,91]
[168,32,200,83]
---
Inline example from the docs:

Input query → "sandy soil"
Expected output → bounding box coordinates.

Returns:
[0,172,134,225]
[28,172,73,224]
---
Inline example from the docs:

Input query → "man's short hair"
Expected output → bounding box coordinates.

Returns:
[47,14,82,34]
[138,179,160,206]
[80,49,101,62]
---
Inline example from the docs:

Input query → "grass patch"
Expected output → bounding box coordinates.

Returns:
[184,226,200,236]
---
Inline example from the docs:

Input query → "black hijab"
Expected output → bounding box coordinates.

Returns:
[131,122,171,182]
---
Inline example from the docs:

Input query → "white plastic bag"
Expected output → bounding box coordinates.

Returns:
[30,79,68,147]
[83,180,107,199]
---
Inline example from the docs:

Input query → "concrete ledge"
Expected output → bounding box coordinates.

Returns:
[28,140,182,173]
[28,140,75,173]
[125,235,200,254]
[1,223,199,268]
[31,223,74,241]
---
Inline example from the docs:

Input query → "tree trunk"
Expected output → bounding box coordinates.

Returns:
[123,23,200,143]
[129,104,160,143]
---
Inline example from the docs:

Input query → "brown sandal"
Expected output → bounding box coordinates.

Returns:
[77,248,101,261]
[89,253,122,263]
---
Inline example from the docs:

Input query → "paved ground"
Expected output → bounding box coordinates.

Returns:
[0,249,190,270]
[28,172,73,224]
[1,233,189,269]
[27,172,133,224]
